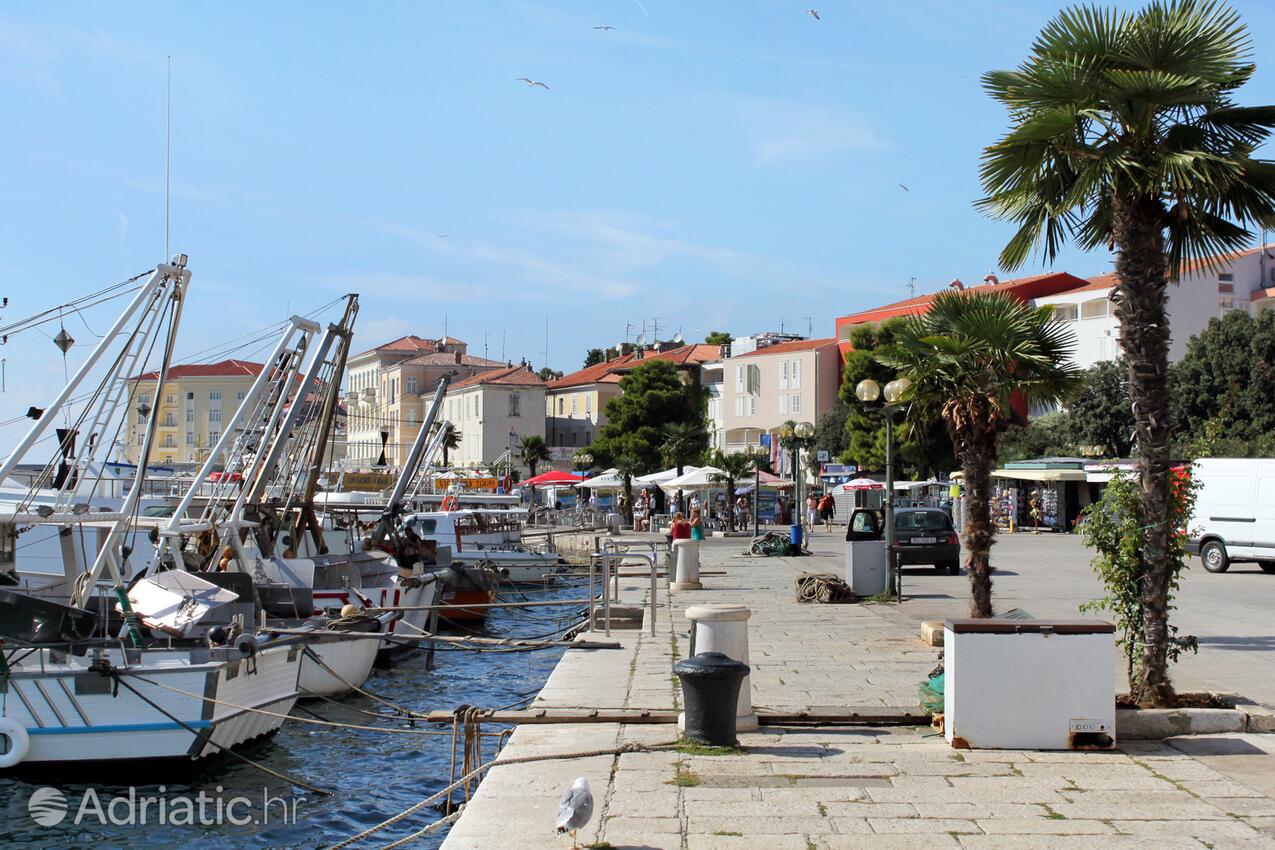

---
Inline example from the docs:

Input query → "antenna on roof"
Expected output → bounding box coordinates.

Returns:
[672,331,684,345]
[906,276,916,298]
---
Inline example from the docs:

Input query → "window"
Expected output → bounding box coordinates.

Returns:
[1218,282,1234,294]
[779,394,788,414]
[735,365,744,393]
[558,397,564,415]
[792,393,801,414]
[406,377,417,395]
[407,407,417,424]
[236,391,246,402]
[746,364,761,395]
[209,391,222,401]
[165,394,175,404]
[509,393,521,417]
[1053,304,1078,321]
[209,408,222,424]
[186,433,194,447]
[163,435,175,447]
[186,408,194,423]
[186,392,194,400]
[1081,298,1109,319]
[748,396,757,416]
[571,395,578,415]
[780,362,788,390]
[163,412,175,427]
[208,430,220,444]
[791,360,801,389]
[585,395,592,415]
[1219,272,1234,282]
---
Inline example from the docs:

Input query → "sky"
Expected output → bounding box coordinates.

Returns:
[2,0,1275,428]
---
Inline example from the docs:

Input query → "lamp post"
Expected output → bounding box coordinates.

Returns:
[855,376,911,597]
[781,421,816,553]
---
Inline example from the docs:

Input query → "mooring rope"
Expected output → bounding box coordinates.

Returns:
[374,807,464,850]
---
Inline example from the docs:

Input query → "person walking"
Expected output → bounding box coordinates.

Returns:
[818,491,836,532]
[805,493,819,534]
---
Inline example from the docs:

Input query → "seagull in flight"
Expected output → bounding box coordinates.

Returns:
[518,78,550,90]
[898,184,910,192]
[808,9,821,20]
[593,25,615,30]
[436,234,448,239]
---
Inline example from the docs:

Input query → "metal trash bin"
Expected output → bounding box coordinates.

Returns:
[674,651,750,747]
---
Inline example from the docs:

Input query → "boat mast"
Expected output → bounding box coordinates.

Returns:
[371,377,449,546]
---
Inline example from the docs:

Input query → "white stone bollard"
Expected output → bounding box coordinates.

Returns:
[681,604,758,733]
[670,539,702,591]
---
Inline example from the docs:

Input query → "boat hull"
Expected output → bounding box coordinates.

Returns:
[297,633,380,697]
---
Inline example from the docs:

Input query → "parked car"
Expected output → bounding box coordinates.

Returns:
[1186,458,1275,574]
[845,507,961,574]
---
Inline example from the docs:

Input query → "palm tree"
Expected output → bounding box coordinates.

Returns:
[517,434,551,477]
[978,0,1275,704]
[433,423,460,467]
[880,291,1080,619]
[661,421,707,514]
[708,450,760,531]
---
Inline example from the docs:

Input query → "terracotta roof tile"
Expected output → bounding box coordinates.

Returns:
[448,364,545,390]
[134,359,264,381]
[834,272,1092,326]
[353,334,449,358]
[734,337,836,358]
[401,351,506,368]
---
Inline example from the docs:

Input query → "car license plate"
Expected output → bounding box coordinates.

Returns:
[912,536,937,544]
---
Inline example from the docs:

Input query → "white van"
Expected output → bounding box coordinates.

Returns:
[1187,458,1275,573]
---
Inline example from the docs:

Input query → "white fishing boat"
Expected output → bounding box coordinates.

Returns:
[402,508,567,583]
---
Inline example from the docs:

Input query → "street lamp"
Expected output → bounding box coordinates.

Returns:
[855,376,911,597]
[780,420,815,553]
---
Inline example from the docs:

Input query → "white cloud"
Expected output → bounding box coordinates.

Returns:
[714,96,884,166]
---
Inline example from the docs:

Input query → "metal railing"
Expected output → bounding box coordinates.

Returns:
[586,536,659,637]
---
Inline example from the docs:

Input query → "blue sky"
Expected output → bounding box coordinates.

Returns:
[2,0,1275,426]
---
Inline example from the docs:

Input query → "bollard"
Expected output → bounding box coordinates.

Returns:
[682,604,757,732]
[670,539,702,591]
[674,652,750,747]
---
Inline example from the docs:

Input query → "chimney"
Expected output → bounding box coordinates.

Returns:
[949,279,965,291]
[983,273,1000,286]
[454,351,462,364]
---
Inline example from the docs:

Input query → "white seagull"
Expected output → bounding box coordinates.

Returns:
[518,77,550,90]
[593,25,615,30]
[808,9,821,20]
[555,777,594,849]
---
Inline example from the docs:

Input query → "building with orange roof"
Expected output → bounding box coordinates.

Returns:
[544,342,726,454]
[126,359,270,466]
[719,337,840,467]
[443,364,547,470]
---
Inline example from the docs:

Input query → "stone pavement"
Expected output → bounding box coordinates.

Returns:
[439,534,1275,850]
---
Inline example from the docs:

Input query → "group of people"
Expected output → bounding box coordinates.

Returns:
[668,508,705,541]
[805,491,837,533]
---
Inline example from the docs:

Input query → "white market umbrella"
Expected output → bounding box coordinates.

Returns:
[636,465,699,486]
[660,466,728,493]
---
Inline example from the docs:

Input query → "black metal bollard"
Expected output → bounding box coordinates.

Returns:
[674,651,750,747]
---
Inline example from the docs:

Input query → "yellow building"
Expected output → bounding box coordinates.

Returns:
[125,359,265,466]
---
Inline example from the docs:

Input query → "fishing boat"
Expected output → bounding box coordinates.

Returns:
[401,508,566,584]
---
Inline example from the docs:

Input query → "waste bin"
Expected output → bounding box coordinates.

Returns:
[845,509,888,596]
[674,651,750,747]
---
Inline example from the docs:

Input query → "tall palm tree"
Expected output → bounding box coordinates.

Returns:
[880,291,1080,618]
[433,423,460,467]
[518,434,551,477]
[978,0,1275,705]
[708,450,760,531]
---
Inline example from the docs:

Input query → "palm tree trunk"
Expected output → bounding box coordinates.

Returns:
[622,475,634,525]
[1113,196,1176,708]
[957,430,996,618]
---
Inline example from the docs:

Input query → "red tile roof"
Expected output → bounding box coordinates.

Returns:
[448,364,545,390]
[547,344,723,390]
[134,359,264,381]
[402,351,506,368]
[834,272,1092,328]
[353,334,447,358]
[733,337,836,358]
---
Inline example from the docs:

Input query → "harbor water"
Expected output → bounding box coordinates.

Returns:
[0,580,586,850]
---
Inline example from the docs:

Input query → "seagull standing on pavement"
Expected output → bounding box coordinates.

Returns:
[555,777,594,849]
[808,9,821,20]
[517,77,550,90]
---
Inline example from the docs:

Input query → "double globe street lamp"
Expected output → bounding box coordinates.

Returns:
[778,420,816,554]
[855,376,910,596]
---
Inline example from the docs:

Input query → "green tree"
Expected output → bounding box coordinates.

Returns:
[704,331,732,346]
[1172,309,1275,449]
[517,434,551,477]
[1071,360,1136,458]
[707,450,760,531]
[584,348,606,367]
[661,421,709,513]
[881,291,1081,618]
[537,367,564,382]
[588,360,706,520]
[978,0,1275,705]
[838,320,954,477]
[813,400,850,466]
[998,412,1076,463]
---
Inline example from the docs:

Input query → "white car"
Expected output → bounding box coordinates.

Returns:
[1186,458,1275,574]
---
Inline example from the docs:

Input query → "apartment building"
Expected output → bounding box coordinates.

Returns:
[126,359,263,466]
[719,338,840,458]
[443,365,546,470]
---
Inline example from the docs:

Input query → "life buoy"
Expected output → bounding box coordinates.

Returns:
[441,495,459,512]
[0,717,31,768]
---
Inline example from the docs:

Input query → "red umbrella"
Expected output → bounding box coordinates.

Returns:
[838,477,884,492]
[521,470,585,486]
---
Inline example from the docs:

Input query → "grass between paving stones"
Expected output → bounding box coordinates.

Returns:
[674,736,744,756]
[713,831,743,836]
[817,802,827,817]
[669,761,701,787]
[1041,804,1066,820]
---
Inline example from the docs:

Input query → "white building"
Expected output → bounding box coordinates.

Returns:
[1034,245,1275,369]
[443,365,546,470]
